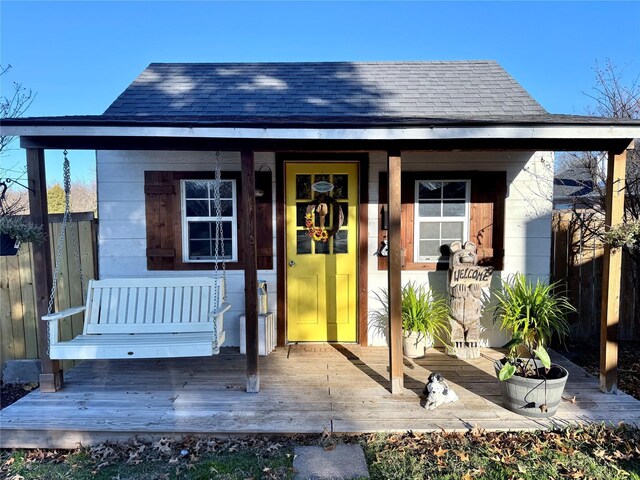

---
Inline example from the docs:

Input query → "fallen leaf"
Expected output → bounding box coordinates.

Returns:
[455,450,470,462]
[433,447,448,458]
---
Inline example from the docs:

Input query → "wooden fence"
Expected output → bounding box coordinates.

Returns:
[551,211,638,341]
[0,214,97,377]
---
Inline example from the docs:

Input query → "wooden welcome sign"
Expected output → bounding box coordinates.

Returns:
[449,265,494,288]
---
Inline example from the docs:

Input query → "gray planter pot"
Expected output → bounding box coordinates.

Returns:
[494,361,569,418]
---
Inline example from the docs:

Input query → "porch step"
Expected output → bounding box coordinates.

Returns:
[293,444,369,479]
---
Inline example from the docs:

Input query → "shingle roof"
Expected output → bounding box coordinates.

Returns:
[104,61,547,119]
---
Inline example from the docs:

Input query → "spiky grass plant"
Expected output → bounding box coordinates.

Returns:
[369,282,450,346]
[401,281,450,345]
[493,273,575,380]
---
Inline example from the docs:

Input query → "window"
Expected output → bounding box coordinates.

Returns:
[181,179,238,262]
[414,180,470,262]
[377,171,505,271]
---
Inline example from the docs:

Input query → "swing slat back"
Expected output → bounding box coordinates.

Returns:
[82,277,225,335]
[45,276,228,360]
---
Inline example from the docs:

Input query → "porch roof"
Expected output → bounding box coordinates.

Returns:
[2,60,639,151]
[2,113,639,152]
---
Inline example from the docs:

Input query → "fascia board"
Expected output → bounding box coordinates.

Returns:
[2,124,639,140]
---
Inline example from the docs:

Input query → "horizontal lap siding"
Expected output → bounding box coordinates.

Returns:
[367,150,554,347]
[97,150,277,347]
[98,149,553,348]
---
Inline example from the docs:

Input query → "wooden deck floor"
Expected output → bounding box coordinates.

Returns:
[2,346,639,448]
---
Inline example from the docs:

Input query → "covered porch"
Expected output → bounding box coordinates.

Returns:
[2,346,639,449]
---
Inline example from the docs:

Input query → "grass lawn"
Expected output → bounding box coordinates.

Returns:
[1,424,639,479]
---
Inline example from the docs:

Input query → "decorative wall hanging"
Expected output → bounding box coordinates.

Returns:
[305,192,344,243]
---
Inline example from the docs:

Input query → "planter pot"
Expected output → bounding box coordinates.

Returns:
[0,233,20,256]
[403,331,434,358]
[494,361,569,418]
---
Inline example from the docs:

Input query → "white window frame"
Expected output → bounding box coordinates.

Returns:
[413,179,470,262]
[180,178,238,263]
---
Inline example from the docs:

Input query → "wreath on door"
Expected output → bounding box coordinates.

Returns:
[305,195,344,242]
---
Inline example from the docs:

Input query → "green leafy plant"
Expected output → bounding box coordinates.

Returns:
[369,282,450,345]
[0,215,46,245]
[401,281,450,344]
[492,273,575,381]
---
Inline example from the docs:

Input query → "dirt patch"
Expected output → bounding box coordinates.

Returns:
[0,383,36,410]
[564,340,640,400]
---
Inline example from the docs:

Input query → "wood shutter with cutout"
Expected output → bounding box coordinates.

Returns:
[144,170,273,271]
[144,171,177,270]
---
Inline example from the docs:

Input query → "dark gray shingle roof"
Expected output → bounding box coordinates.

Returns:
[104,61,547,119]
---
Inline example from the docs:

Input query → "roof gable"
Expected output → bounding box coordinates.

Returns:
[104,61,547,119]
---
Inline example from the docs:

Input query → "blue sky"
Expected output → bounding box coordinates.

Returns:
[1,0,639,183]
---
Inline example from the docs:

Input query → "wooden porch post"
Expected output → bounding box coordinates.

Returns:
[599,146,628,393]
[387,152,403,394]
[241,150,260,393]
[27,148,63,392]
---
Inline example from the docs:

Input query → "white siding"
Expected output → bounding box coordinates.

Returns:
[97,150,277,347]
[97,149,553,347]
[366,150,554,347]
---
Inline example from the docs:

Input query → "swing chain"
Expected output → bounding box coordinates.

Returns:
[46,151,86,355]
[211,151,228,349]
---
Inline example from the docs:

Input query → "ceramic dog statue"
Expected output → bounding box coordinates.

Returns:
[423,372,458,410]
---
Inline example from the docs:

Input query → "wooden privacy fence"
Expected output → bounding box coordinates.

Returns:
[551,211,638,341]
[0,213,97,376]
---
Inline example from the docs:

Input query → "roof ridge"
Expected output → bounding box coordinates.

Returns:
[146,60,500,67]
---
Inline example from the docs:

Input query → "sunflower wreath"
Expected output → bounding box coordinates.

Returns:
[305,197,344,243]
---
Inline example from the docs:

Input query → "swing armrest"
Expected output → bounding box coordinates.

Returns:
[42,306,87,321]
[209,302,232,318]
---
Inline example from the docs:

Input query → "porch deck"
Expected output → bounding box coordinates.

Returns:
[1,346,639,448]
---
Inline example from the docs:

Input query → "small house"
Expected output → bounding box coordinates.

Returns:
[2,61,638,394]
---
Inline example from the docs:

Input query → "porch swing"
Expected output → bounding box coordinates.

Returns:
[42,151,231,360]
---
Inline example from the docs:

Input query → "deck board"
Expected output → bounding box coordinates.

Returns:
[1,346,639,448]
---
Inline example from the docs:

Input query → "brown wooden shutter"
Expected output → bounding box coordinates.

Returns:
[255,170,273,270]
[469,171,506,270]
[144,171,177,270]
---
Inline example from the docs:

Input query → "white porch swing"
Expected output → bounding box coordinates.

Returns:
[42,151,231,360]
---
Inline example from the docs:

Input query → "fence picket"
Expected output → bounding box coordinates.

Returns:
[551,211,638,341]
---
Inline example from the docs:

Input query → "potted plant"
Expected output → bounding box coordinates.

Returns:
[492,273,575,418]
[401,282,450,358]
[0,215,46,256]
[369,282,450,358]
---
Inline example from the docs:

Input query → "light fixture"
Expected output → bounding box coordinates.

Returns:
[380,205,388,231]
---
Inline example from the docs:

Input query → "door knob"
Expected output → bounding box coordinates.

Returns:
[289,260,296,267]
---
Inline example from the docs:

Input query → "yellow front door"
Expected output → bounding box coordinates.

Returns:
[285,162,358,342]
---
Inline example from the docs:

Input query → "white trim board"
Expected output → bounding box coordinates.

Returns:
[4,124,640,141]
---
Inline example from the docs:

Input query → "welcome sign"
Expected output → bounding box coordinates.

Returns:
[449,265,494,287]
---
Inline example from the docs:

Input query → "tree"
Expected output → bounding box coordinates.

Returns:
[559,59,640,330]
[0,64,35,154]
[0,65,36,216]
[47,183,66,214]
